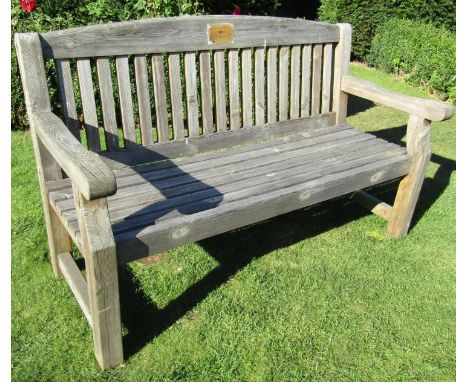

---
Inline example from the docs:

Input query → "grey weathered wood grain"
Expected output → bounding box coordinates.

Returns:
[106,143,403,226]
[55,126,365,210]
[228,49,241,130]
[151,54,169,142]
[96,58,119,151]
[115,154,409,262]
[55,137,407,241]
[311,44,323,115]
[341,75,453,122]
[40,16,340,59]
[254,47,265,125]
[58,251,92,325]
[278,46,289,121]
[48,114,337,196]
[321,43,333,114]
[15,33,71,277]
[184,52,200,137]
[134,55,154,145]
[214,50,227,132]
[116,56,136,145]
[33,111,117,200]
[77,58,101,152]
[300,45,312,117]
[73,188,123,370]
[242,48,253,127]
[387,116,431,237]
[101,113,335,167]
[106,134,375,205]
[289,45,301,119]
[75,134,384,215]
[199,51,214,135]
[332,24,352,124]
[267,47,278,123]
[88,140,402,228]
[56,59,80,141]
[168,53,185,139]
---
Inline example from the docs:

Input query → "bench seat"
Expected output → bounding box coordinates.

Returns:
[47,123,410,264]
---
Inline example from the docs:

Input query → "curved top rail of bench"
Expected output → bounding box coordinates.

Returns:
[37,15,340,59]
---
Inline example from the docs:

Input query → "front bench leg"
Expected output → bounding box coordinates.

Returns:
[387,115,431,237]
[73,186,123,370]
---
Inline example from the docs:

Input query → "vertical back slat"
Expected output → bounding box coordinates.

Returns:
[300,45,312,117]
[228,49,241,130]
[134,55,153,145]
[56,59,80,141]
[278,46,289,121]
[168,53,185,139]
[151,54,169,142]
[311,44,323,115]
[116,56,136,145]
[96,58,119,151]
[289,45,301,119]
[199,51,214,135]
[254,48,265,126]
[267,47,278,123]
[184,52,200,137]
[321,43,333,114]
[76,59,100,152]
[333,24,352,124]
[241,48,253,127]
[214,50,227,132]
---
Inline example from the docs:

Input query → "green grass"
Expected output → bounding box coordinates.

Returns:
[11,63,455,381]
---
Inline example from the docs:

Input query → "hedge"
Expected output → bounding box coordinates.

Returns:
[368,18,455,103]
[318,0,455,60]
[11,0,280,130]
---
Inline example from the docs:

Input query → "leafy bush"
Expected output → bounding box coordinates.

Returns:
[11,0,280,130]
[368,18,455,103]
[318,0,455,60]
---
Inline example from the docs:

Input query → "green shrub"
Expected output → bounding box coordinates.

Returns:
[318,0,455,60]
[11,0,280,130]
[368,18,455,103]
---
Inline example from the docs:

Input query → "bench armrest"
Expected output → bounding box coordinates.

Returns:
[33,111,117,200]
[341,75,453,122]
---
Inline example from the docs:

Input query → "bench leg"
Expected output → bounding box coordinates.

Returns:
[387,116,431,238]
[33,136,72,278]
[74,190,124,370]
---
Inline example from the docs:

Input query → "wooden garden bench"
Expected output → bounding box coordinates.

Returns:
[15,16,453,370]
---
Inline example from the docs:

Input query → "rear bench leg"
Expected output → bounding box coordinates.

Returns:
[387,115,431,238]
[74,188,123,370]
[35,136,73,277]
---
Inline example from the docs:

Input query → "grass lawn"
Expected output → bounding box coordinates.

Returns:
[11,63,456,381]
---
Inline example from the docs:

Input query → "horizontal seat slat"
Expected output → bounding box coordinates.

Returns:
[40,16,340,59]
[45,116,341,196]
[96,141,404,226]
[64,145,408,249]
[47,123,410,264]
[53,127,366,210]
[114,154,409,263]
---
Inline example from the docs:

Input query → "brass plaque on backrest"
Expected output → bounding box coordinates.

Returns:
[207,23,234,44]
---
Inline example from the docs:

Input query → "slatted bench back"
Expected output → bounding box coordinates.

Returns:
[38,16,350,153]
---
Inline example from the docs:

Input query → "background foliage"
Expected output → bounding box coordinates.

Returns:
[318,0,456,60]
[11,0,280,130]
[368,18,455,103]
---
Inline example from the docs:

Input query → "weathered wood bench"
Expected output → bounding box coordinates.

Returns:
[15,16,453,370]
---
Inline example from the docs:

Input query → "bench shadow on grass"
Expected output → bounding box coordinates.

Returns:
[107,93,454,359]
